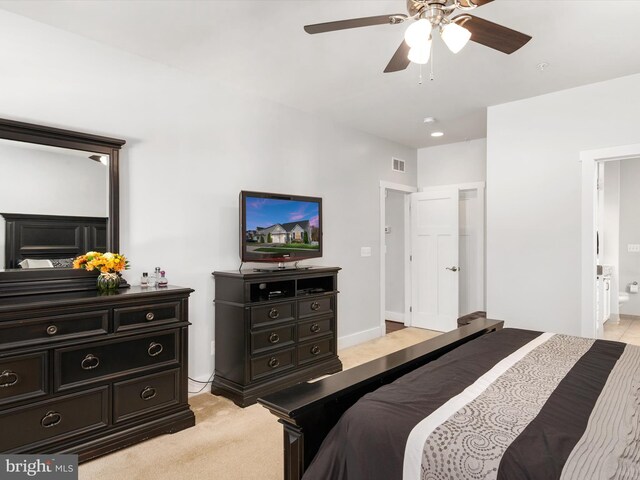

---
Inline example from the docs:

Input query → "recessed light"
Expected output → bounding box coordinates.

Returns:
[431,131,444,137]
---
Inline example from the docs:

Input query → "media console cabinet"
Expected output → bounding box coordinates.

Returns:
[212,267,342,407]
[0,285,195,461]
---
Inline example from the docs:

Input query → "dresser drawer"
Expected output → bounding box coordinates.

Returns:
[298,296,333,319]
[0,310,109,349]
[55,330,179,391]
[114,301,181,332]
[298,317,333,342]
[0,352,47,406]
[113,368,180,424]
[250,348,294,381]
[298,337,335,365]
[250,302,295,328]
[0,386,108,451]
[250,325,295,355]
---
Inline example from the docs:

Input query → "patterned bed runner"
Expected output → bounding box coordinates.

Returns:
[403,333,639,480]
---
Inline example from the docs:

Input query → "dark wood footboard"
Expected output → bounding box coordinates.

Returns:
[258,319,504,480]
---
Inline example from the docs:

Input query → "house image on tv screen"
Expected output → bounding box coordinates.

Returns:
[253,220,311,244]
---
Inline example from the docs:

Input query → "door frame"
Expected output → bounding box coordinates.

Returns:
[380,181,417,335]
[581,143,640,338]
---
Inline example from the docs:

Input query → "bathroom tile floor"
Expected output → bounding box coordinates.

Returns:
[603,314,640,345]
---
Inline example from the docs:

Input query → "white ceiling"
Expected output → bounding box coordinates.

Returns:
[2,0,640,148]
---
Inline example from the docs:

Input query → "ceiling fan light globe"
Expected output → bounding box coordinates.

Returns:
[407,43,431,65]
[441,22,472,54]
[404,19,432,48]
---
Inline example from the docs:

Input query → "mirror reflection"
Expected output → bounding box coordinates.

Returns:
[0,139,109,270]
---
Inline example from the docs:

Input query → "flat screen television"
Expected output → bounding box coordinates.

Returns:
[240,191,322,264]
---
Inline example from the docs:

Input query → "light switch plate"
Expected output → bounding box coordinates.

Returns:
[628,244,640,253]
[361,247,372,257]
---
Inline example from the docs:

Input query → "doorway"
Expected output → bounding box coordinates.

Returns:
[379,182,416,336]
[590,155,640,342]
[581,143,640,339]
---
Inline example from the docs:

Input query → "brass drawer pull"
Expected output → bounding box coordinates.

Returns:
[140,386,157,401]
[46,325,58,336]
[0,370,19,388]
[81,354,100,370]
[268,332,280,344]
[41,411,62,428]
[148,342,164,357]
[268,357,280,368]
[311,345,321,355]
[145,312,155,321]
[268,308,280,320]
[310,323,320,333]
[310,301,320,311]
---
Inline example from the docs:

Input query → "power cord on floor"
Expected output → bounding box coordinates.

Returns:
[188,371,215,394]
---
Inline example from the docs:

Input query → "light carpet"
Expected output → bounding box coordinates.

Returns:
[79,327,440,480]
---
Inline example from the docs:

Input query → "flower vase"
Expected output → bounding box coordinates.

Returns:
[97,272,120,292]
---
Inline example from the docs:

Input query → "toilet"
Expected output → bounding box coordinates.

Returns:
[619,292,630,307]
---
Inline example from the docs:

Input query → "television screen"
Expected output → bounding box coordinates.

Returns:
[240,191,322,263]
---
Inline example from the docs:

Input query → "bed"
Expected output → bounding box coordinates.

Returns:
[258,320,640,480]
[2,212,107,269]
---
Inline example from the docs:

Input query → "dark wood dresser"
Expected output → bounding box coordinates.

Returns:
[0,286,195,461]
[212,267,342,407]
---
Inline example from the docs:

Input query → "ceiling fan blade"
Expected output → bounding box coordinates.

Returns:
[384,40,411,73]
[453,14,531,54]
[304,14,407,34]
[457,0,494,7]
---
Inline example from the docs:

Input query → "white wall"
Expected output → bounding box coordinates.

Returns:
[385,189,405,320]
[619,158,640,315]
[487,73,640,335]
[417,138,486,188]
[0,11,416,381]
[601,161,620,315]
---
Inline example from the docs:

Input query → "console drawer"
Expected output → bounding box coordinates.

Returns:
[55,330,179,391]
[113,369,180,424]
[0,310,109,349]
[298,337,334,365]
[298,296,333,319]
[298,317,333,342]
[0,387,108,451]
[250,324,295,355]
[0,352,47,406]
[250,348,294,381]
[250,302,295,328]
[114,301,181,332]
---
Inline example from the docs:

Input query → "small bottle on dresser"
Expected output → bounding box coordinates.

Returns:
[147,270,157,288]
[158,270,168,288]
[140,272,149,288]
[153,267,161,287]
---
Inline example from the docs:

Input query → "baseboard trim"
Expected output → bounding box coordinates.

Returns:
[338,326,382,350]
[385,311,405,323]
[188,373,214,397]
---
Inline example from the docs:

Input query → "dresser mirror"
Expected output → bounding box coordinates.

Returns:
[0,118,125,296]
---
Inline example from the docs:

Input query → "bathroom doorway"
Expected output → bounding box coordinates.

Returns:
[593,156,640,343]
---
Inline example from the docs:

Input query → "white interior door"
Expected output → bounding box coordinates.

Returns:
[411,187,460,332]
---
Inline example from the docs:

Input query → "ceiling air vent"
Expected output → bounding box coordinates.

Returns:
[392,157,405,173]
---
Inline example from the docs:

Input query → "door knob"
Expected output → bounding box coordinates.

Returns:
[446,266,459,272]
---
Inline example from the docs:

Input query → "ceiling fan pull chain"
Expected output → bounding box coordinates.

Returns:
[430,42,435,81]
[418,64,423,85]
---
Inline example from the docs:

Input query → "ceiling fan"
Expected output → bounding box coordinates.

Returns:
[304,0,532,73]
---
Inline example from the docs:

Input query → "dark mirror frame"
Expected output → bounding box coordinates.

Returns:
[0,118,126,297]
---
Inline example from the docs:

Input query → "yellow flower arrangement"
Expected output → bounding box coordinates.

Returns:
[73,251,129,274]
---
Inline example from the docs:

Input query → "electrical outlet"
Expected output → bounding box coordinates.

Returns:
[210,341,215,355]
[628,244,640,253]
